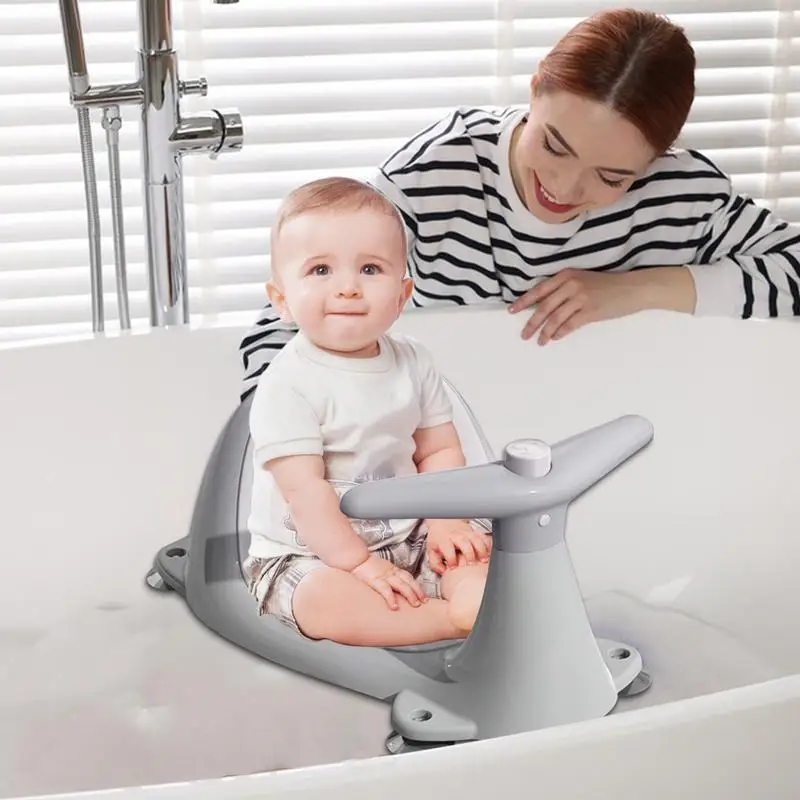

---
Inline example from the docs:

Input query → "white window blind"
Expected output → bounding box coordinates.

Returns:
[1,0,798,343]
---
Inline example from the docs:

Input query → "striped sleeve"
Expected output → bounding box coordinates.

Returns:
[368,108,475,258]
[369,169,418,257]
[687,163,800,318]
[238,304,298,401]
[369,107,504,306]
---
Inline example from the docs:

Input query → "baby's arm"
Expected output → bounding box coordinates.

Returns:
[251,378,425,607]
[408,336,467,474]
[412,420,466,474]
[409,339,491,569]
[251,379,366,568]
[413,420,491,571]
[266,453,370,571]
[268,454,426,608]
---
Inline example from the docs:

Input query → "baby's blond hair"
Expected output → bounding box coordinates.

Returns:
[269,176,407,273]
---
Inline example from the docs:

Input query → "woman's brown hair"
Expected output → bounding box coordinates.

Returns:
[534,8,696,154]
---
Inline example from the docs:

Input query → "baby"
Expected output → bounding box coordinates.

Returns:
[243,176,491,647]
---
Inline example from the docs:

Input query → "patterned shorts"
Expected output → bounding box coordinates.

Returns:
[242,519,489,638]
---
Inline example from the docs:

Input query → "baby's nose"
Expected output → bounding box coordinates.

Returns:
[336,275,361,296]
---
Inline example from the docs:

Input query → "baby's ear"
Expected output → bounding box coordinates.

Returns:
[266,280,294,323]
[398,276,413,310]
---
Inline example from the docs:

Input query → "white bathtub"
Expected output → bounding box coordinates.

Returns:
[1,305,798,799]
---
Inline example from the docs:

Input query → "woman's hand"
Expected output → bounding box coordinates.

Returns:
[508,268,649,344]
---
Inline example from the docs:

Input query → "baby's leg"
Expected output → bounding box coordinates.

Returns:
[412,520,491,632]
[292,566,467,646]
[439,561,488,632]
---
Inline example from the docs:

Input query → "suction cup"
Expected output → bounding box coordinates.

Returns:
[618,669,653,697]
[384,732,456,755]
[144,567,170,592]
[383,655,653,755]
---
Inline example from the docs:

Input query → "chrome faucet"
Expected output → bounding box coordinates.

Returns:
[57,0,243,333]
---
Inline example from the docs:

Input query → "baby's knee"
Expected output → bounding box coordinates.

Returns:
[442,559,487,594]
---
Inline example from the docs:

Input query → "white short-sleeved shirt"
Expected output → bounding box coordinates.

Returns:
[246,330,453,559]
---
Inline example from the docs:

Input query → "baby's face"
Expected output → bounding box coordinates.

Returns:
[267,207,411,356]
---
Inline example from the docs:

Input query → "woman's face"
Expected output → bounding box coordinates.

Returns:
[512,86,658,223]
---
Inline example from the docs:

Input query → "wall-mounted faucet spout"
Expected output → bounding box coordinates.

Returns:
[57,0,244,331]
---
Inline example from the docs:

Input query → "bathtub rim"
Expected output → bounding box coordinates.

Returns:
[4,673,796,800]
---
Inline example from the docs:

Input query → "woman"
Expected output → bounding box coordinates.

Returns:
[239,8,800,400]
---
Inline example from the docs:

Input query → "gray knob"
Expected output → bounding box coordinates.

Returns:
[503,439,551,478]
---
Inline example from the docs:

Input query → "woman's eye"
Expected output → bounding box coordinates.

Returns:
[543,135,566,157]
[599,174,624,188]
[543,129,627,188]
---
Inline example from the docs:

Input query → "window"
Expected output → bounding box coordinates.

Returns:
[1,0,798,343]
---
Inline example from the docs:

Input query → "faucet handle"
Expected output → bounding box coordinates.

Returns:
[210,109,244,159]
[179,78,208,98]
[173,109,244,158]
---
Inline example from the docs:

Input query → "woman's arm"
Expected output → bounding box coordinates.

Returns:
[627,265,698,314]
[513,183,800,341]
[685,177,800,319]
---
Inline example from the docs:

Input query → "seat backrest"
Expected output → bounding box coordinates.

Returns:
[441,376,495,467]
[236,377,494,546]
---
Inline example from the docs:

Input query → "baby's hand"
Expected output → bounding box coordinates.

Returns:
[350,553,427,610]
[425,520,492,574]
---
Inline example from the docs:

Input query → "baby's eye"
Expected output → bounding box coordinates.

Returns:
[310,264,329,276]
[362,263,381,275]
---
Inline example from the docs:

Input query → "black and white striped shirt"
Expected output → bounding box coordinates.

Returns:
[239,106,800,399]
